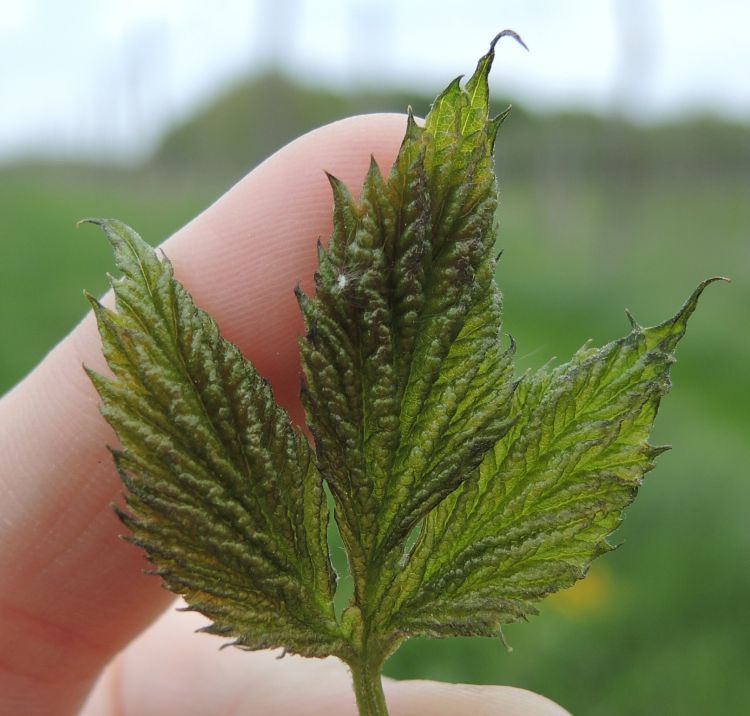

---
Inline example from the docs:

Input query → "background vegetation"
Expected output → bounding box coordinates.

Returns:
[1,71,747,715]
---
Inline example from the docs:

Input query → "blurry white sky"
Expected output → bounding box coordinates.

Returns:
[1,0,748,162]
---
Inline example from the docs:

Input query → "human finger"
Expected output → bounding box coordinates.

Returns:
[80,604,570,716]
[0,113,408,716]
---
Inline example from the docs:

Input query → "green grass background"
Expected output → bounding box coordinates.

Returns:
[1,73,748,714]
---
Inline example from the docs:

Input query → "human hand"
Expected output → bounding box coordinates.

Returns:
[0,114,570,716]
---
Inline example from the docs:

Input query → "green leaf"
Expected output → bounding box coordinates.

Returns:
[383,278,725,638]
[296,36,519,632]
[84,219,343,658]
[85,31,722,716]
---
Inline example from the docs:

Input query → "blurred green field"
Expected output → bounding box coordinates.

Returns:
[1,74,748,714]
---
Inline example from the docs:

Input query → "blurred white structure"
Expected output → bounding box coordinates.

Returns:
[0,0,748,163]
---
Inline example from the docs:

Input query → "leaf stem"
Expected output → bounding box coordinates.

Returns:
[348,651,389,716]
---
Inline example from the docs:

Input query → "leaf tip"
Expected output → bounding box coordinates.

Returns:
[695,275,731,291]
[489,106,513,149]
[76,217,104,229]
[83,288,100,308]
[624,308,641,331]
[489,29,529,54]
[324,169,341,189]
[660,275,730,339]
[650,443,672,458]
[406,105,417,127]
[82,363,106,386]
[684,275,730,304]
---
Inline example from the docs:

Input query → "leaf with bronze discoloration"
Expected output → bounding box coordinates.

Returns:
[86,31,722,716]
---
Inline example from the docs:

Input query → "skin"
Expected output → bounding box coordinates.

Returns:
[0,114,570,716]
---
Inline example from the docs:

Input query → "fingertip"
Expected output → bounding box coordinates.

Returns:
[384,679,572,716]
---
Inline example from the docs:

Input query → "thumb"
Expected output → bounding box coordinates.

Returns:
[80,605,570,715]
[386,681,571,716]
